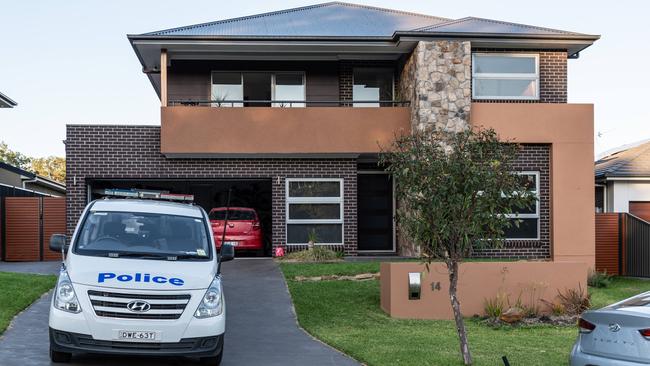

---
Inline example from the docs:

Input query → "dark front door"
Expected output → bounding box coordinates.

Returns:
[357,173,394,252]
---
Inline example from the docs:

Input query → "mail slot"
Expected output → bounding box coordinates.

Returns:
[408,272,421,300]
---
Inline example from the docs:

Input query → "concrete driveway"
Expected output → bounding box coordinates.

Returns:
[0,259,359,366]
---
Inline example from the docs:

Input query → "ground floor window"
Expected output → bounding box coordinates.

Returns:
[504,171,540,240]
[285,179,344,245]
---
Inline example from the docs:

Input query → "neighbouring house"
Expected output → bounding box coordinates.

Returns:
[595,140,650,221]
[0,92,17,108]
[66,2,597,263]
[594,141,650,277]
[0,162,65,197]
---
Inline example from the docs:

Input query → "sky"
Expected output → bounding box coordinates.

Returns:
[0,0,647,158]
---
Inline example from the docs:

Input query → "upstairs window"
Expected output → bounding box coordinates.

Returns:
[211,72,305,107]
[273,73,305,107]
[212,72,244,107]
[353,68,394,107]
[472,54,539,100]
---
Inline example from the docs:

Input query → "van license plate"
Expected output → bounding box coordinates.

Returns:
[118,331,156,341]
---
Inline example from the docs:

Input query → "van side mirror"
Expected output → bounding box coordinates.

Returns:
[220,243,235,262]
[49,234,68,252]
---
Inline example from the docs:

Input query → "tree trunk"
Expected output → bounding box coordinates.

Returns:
[447,260,472,365]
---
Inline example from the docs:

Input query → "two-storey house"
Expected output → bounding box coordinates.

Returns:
[66,2,598,263]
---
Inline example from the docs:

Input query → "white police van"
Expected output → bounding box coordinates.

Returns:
[48,191,234,364]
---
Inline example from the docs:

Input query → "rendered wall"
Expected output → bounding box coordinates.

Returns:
[380,261,588,319]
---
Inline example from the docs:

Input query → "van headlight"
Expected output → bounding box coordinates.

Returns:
[54,269,81,313]
[194,276,223,318]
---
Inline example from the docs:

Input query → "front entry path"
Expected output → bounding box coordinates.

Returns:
[0,258,359,366]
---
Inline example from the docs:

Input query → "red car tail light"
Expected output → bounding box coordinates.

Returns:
[639,329,650,339]
[578,318,596,333]
[252,222,261,230]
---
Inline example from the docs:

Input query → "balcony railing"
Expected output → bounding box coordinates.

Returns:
[168,99,410,107]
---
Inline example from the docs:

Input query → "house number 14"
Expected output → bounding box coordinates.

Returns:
[431,282,441,291]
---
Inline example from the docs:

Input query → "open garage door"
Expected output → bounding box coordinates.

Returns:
[88,179,272,256]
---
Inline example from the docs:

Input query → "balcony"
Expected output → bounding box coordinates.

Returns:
[160,101,411,157]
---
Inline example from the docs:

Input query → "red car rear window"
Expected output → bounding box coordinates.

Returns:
[209,210,256,221]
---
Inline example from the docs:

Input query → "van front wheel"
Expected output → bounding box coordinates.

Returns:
[49,347,71,363]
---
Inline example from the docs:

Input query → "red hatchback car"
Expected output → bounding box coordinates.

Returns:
[209,207,264,253]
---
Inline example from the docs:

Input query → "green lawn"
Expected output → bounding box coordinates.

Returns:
[589,277,650,309]
[0,272,57,334]
[279,262,650,366]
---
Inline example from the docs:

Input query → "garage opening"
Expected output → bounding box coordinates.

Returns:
[88,179,273,256]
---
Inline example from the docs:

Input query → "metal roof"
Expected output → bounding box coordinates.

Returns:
[413,17,582,36]
[596,140,650,179]
[144,2,449,38]
[0,91,17,108]
[139,2,594,40]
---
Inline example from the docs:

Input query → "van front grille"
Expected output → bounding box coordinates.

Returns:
[87,290,191,320]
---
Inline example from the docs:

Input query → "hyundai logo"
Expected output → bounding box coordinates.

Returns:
[609,323,621,332]
[126,300,151,312]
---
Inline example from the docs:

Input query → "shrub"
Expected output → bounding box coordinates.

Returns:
[282,247,342,262]
[540,299,566,316]
[484,294,507,318]
[588,270,613,288]
[557,284,591,315]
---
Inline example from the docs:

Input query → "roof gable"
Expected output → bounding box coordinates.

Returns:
[144,2,450,37]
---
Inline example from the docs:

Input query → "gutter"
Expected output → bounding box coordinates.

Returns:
[126,31,600,42]
[598,176,650,182]
[22,176,66,194]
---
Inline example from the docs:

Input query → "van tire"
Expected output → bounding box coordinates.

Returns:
[200,336,224,365]
[49,347,72,363]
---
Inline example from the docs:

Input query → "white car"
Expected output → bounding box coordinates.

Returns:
[571,291,650,365]
[48,198,234,364]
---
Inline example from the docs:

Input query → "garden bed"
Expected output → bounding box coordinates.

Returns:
[279,262,650,366]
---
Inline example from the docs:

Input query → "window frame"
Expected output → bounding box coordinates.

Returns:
[210,71,306,107]
[352,67,395,107]
[472,53,540,101]
[285,178,344,245]
[504,171,540,240]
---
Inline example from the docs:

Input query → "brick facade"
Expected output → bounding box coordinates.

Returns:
[471,50,568,104]
[472,144,551,259]
[338,50,567,105]
[65,125,358,255]
[67,125,551,259]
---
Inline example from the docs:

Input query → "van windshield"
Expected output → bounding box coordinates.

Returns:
[74,211,212,260]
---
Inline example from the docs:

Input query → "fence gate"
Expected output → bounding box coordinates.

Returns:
[1,197,66,262]
[595,213,621,275]
[625,214,650,277]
